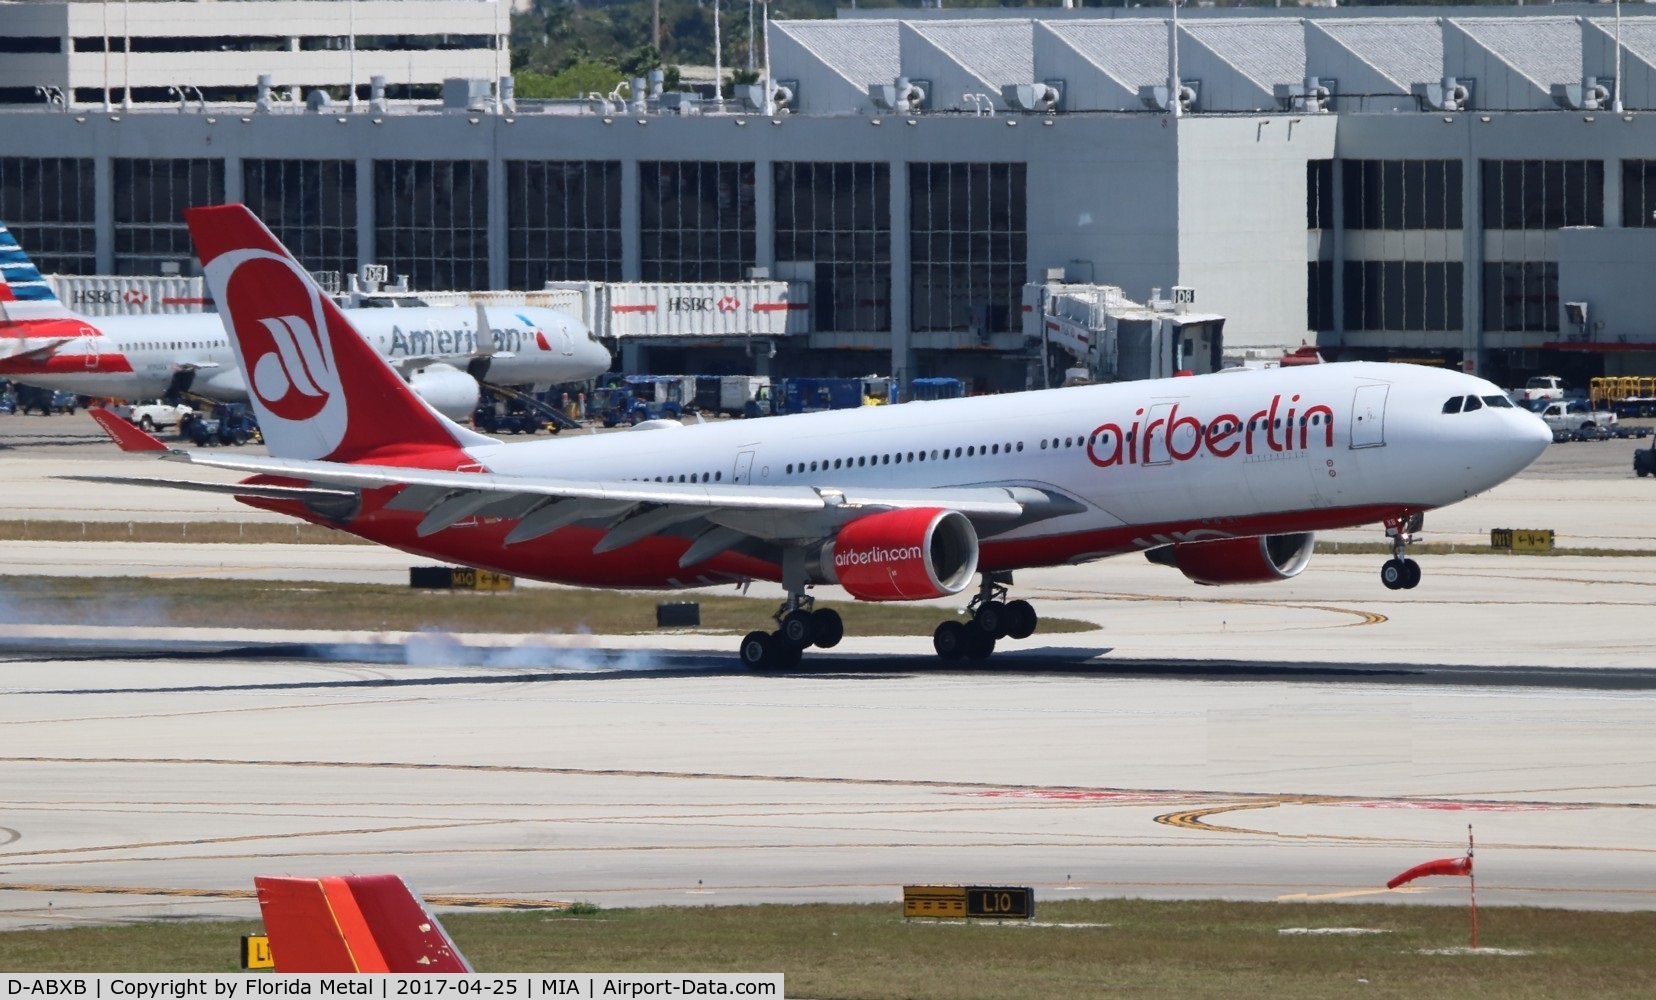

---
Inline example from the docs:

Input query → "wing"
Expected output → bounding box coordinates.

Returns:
[69,445,1085,569]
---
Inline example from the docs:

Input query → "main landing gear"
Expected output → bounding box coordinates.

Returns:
[932,572,1039,662]
[739,551,843,670]
[1380,512,1424,591]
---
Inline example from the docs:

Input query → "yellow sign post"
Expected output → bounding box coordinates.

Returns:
[1491,529,1555,553]
[240,934,273,970]
[902,885,1034,920]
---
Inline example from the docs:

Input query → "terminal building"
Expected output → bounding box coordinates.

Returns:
[5,1,1656,390]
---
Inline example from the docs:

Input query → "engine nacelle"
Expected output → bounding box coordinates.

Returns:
[407,363,481,421]
[1146,533,1315,586]
[814,508,978,602]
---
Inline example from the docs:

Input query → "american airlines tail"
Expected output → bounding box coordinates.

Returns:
[185,204,494,465]
[0,220,76,324]
[255,873,472,973]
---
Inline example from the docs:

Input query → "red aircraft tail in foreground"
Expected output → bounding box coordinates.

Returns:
[255,874,472,973]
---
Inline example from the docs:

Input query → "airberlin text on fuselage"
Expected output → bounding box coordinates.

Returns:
[1087,394,1336,468]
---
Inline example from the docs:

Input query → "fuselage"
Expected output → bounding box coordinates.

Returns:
[0,305,610,399]
[260,362,1551,589]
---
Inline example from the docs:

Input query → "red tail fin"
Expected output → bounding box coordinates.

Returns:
[89,407,169,452]
[255,874,472,973]
[185,204,483,465]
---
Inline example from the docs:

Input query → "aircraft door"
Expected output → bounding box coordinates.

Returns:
[78,328,98,369]
[1350,383,1389,449]
[733,450,756,484]
[1140,402,1177,465]
[560,322,574,356]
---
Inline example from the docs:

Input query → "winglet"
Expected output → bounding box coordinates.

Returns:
[89,407,170,452]
[255,874,472,974]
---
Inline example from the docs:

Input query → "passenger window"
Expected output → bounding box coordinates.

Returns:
[967,446,976,457]
[1016,442,1023,452]
[1464,395,1483,412]
[833,459,842,469]
[1442,397,1464,414]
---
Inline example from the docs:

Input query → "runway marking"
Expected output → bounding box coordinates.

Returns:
[5,698,417,726]
[0,819,518,860]
[1029,591,1388,628]
[0,882,572,910]
[1155,801,1285,834]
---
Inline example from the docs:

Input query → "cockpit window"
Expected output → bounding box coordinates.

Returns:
[1442,396,1464,414]
[1463,395,1483,411]
[1482,395,1514,408]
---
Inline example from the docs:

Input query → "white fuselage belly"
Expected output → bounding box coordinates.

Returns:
[464,362,1546,561]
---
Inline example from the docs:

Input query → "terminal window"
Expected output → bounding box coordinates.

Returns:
[243,160,357,279]
[1480,160,1603,230]
[1482,261,1558,334]
[1343,261,1463,332]
[1342,160,1462,230]
[0,157,95,274]
[374,160,489,291]
[113,158,225,275]
[640,161,757,282]
[909,162,1027,334]
[507,161,622,286]
[774,162,891,333]
[1619,160,1656,227]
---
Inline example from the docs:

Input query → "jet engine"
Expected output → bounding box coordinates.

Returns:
[407,363,481,421]
[1145,533,1315,586]
[813,507,979,602]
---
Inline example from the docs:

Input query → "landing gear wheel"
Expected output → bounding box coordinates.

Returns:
[962,625,996,661]
[739,630,774,669]
[974,601,1010,639]
[1380,559,1405,591]
[933,620,968,661]
[770,640,802,670]
[1004,600,1038,640]
[1401,558,1422,590]
[811,608,844,649]
[780,610,816,648]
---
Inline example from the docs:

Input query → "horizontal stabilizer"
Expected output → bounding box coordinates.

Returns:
[255,873,471,973]
[88,408,170,453]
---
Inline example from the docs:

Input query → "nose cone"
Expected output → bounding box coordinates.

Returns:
[577,321,612,376]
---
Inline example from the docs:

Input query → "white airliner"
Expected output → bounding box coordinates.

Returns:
[0,220,611,418]
[87,204,1551,668]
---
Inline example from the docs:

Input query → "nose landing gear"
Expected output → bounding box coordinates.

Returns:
[933,572,1040,662]
[1380,512,1423,591]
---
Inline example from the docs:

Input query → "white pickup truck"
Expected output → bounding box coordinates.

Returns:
[1536,399,1618,441]
[110,399,193,432]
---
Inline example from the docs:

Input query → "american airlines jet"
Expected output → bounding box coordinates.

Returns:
[0,220,611,418]
[89,205,1551,668]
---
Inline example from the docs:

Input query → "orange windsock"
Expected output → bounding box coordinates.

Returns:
[1387,855,1473,889]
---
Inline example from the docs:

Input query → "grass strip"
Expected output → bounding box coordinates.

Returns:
[1,899,1653,997]
[0,575,1094,636]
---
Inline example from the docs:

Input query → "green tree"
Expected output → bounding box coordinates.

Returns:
[515,60,627,100]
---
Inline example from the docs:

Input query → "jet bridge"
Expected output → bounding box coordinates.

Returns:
[1026,280,1225,384]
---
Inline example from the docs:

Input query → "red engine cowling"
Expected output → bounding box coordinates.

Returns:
[817,508,979,601]
[1147,533,1315,586]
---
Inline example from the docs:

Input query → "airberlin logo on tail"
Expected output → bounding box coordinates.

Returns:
[210,248,347,458]
[835,544,924,568]
[1087,394,1336,468]
[252,314,330,420]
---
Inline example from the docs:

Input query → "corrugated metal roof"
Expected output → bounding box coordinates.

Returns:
[1454,16,1581,91]
[1606,19,1656,67]
[1182,19,1306,93]
[1044,20,1171,90]
[775,20,901,89]
[907,19,1034,88]
[1314,18,1444,91]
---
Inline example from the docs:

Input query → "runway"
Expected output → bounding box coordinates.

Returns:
[1,414,1654,930]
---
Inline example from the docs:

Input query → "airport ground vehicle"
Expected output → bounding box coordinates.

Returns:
[693,375,769,417]
[110,399,193,432]
[472,394,548,435]
[1519,375,1569,402]
[1634,442,1656,478]
[13,385,79,415]
[910,377,966,401]
[1536,399,1619,440]
[587,376,686,426]
[1589,376,1656,418]
[182,401,258,446]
